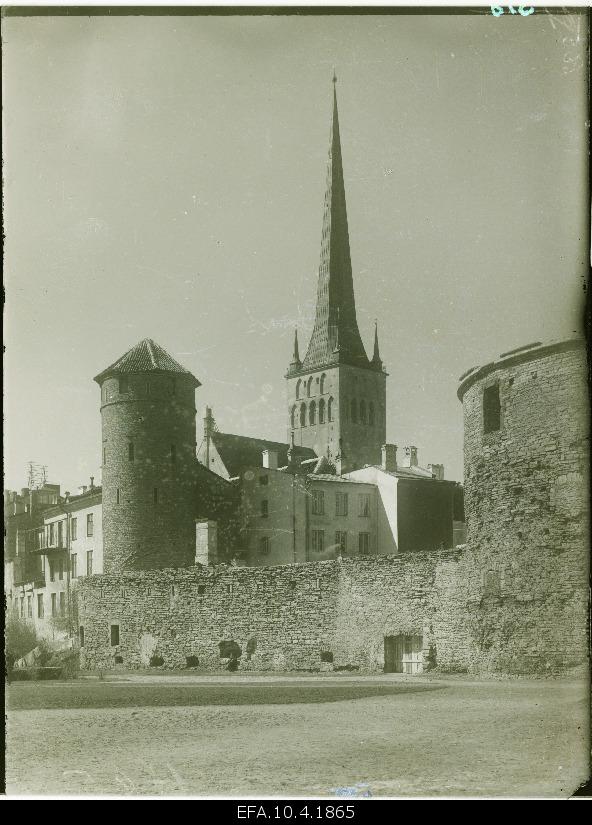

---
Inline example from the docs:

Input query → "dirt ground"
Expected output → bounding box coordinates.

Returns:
[5,672,590,798]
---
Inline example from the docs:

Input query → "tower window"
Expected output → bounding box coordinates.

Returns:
[318,398,325,424]
[320,373,326,394]
[307,376,313,397]
[128,442,135,462]
[309,400,316,426]
[171,444,177,463]
[300,402,306,427]
[369,402,375,426]
[116,488,120,504]
[328,397,334,422]
[359,400,367,424]
[119,376,129,394]
[295,379,301,400]
[351,399,358,424]
[483,384,501,433]
[110,624,120,647]
[153,487,158,505]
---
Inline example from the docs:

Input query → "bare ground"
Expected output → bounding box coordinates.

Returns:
[5,673,589,797]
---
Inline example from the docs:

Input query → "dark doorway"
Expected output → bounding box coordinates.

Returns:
[384,635,424,674]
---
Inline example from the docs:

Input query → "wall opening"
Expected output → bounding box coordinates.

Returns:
[483,384,501,433]
[150,654,164,667]
[110,624,120,647]
[384,635,423,674]
[186,655,199,668]
[320,651,334,663]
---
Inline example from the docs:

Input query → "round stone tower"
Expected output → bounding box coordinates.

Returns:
[457,338,589,673]
[94,339,201,573]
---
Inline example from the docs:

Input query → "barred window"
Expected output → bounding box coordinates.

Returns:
[311,529,325,553]
[259,536,271,555]
[261,499,269,518]
[311,490,325,515]
[335,492,348,516]
[359,494,371,517]
[335,531,347,554]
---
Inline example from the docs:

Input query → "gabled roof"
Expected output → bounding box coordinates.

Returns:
[211,432,316,479]
[94,339,201,386]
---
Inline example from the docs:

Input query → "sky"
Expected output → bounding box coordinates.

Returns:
[3,9,588,492]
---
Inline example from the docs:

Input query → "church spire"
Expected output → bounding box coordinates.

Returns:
[290,328,301,370]
[300,75,369,372]
[371,320,383,370]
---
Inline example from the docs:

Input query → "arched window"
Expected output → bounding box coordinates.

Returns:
[309,400,316,426]
[369,402,375,426]
[307,376,313,397]
[291,406,296,429]
[318,398,325,424]
[296,379,301,400]
[359,400,367,424]
[320,373,326,394]
[300,402,306,427]
[328,397,334,422]
[351,399,358,424]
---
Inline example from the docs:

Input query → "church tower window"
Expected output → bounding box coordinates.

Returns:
[319,398,325,424]
[328,397,334,422]
[309,400,316,426]
[300,403,306,427]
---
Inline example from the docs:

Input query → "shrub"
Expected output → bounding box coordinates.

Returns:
[5,614,40,668]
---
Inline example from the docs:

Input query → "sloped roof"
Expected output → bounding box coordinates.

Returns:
[94,339,200,386]
[211,432,316,478]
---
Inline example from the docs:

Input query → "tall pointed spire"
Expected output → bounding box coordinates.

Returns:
[290,328,301,370]
[300,75,369,371]
[371,320,383,370]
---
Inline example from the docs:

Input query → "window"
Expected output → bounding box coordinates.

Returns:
[20,597,24,618]
[369,402,375,426]
[351,399,358,423]
[49,559,55,582]
[86,551,93,577]
[59,592,66,617]
[128,442,135,462]
[259,536,271,555]
[311,529,325,553]
[483,383,501,433]
[320,373,326,394]
[171,444,176,463]
[335,531,347,554]
[153,487,158,505]
[49,522,56,546]
[27,595,32,618]
[300,402,306,427]
[119,376,129,393]
[58,520,63,547]
[359,400,367,424]
[328,397,333,422]
[311,490,325,515]
[58,556,64,581]
[51,593,57,618]
[87,513,94,537]
[318,398,325,424]
[259,475,269,486]
[307,376,313,397]
[335,492,348,516]
[296,379,301,400]
[261,499,269,518]
[116,488,120,505]
[71,517,77,541]
[103,446,107,466]
[79,626,84,648]
[71,554,78,579]
[110,624,120,647]
[37,594,44,618]
[358,532,370,555]
[359,494,371,517]
[309,400,316,426]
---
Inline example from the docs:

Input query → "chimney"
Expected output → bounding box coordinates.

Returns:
[400,446,418,468]
[89,476,95,490]
[195,520,218,566]
[428,463,445,481]
[64,491,70,502]
[262,449,278,470]
[381,444,397,472]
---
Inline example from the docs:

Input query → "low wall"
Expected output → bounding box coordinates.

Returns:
[76,544,589,675]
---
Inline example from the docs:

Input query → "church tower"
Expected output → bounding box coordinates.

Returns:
[286,76,387,474]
